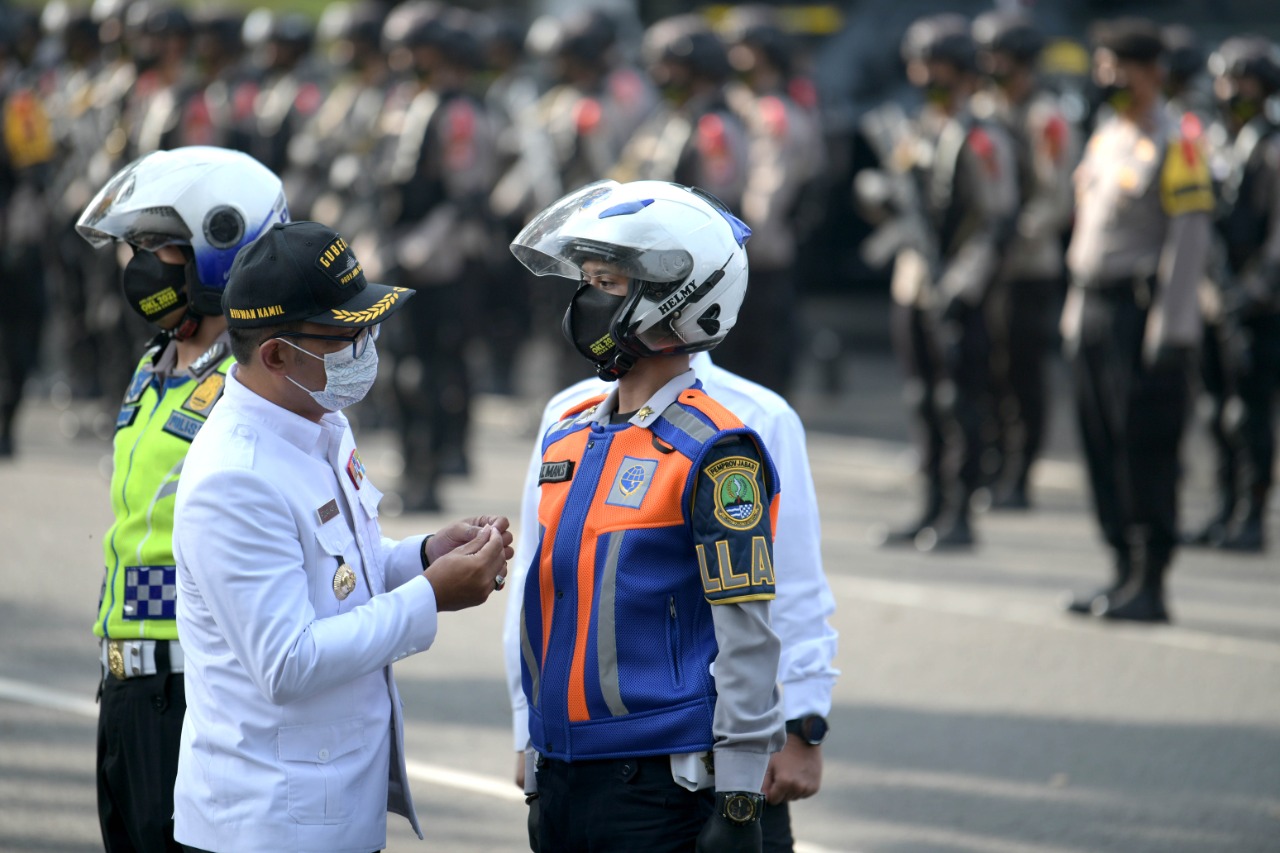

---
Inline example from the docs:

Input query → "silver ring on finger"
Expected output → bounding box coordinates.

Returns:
[494,573,507,591]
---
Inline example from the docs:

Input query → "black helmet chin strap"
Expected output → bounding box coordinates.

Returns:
[593,350,635,382]
[171,309,202,341]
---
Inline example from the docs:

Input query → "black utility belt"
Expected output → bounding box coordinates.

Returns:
[1076,273,1156,304]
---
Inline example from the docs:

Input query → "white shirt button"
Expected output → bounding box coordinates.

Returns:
[318,749,330,761]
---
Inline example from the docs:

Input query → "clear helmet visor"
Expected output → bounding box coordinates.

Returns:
[76,155,194,249]
[510,180,696,284]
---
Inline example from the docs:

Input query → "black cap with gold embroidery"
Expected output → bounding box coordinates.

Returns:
[223,220,413,328]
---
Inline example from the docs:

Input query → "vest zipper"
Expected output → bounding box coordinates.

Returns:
[668,595,682,687]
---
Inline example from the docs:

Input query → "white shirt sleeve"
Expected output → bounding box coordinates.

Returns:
[754,401,840,720]
[178,466,439,706]
[503,429,548,752]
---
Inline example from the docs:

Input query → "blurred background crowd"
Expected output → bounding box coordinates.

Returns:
[0,0,1276,553]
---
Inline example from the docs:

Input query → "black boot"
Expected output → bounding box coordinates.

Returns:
[1064,550,1131,615]
[1095,550,1171,623]
[1220,486,1268,552]
[879,483,944,547]
[1183,489,1236,547]
[916,508,976,552]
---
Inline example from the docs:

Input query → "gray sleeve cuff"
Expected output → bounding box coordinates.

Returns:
[713,749,771,793]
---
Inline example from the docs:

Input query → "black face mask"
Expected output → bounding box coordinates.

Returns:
[923,84,953,108]
[1098,82,1133,113]
[121,250,190,324]
[1223,93,1263,126]
[562,283,630,380]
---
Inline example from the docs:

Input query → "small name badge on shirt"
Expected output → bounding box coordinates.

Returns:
[316,499,340,525]
[538,460,574,485]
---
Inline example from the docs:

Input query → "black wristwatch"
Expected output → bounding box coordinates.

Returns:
[785,714,829,746]
[718,791,765,825]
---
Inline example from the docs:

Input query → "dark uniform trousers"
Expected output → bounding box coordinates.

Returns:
[531,755,794,853]
[97,645,185,853]
[1237,313,1280,496]
[1195,320,1240,522]
[891,300,991,517]
[986,276,1062,492]
[1071,285,1190,568]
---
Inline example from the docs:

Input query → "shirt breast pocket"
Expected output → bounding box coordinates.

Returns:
[278,719,367,824]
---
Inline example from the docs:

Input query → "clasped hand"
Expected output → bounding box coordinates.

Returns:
[423,516,514,611]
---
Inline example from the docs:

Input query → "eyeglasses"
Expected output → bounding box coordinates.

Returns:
[270,324,380,358]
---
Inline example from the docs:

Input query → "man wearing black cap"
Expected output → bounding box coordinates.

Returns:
[1061,18,1213,622]
[170,221,515,853]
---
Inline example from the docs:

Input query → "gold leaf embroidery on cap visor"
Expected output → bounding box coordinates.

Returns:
[329,288,408,324]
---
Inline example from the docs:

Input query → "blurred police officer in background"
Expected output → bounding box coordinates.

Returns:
[1062,19,1213,623]
[615,15,749,214]
[714,6,825,398]
[1190,35,1280,553]
[285,0,388,228]
[0,6,55,459]
[372,1,497,513]
[236,9,324,178]
[41,2,112,418]
[1162,24,1214,125]
[971,11,1078,510]
[75,146,287,853]
[871,13,1018,552]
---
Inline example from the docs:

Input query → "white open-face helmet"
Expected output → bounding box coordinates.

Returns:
[511,180,751,363]
[76,146,289,315]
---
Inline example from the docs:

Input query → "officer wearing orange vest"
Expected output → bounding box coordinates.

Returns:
[511,179,784,852]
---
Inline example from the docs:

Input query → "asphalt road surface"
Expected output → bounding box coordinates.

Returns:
[1,350,1277,853]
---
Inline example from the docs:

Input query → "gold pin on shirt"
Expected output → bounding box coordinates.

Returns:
[333,557,356,601]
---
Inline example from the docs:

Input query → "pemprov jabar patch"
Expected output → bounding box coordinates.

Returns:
[707,456,763,531]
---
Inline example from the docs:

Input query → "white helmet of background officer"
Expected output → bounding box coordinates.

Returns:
[510,179,751,380]
[76,146,289,332]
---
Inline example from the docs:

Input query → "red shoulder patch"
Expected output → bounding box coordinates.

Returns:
[788,77,818,111]
[573,97,602,135]
[1180,112,1203,141]
[1043,113,1068,163]
[968,126,999,176]
[294,81,322,116]
[444,100,477,172]
[1179,112,1204,167]
[759,95,788,138]
[183,94,214,146]
[697,113,729,157]
[446,99,476,144]
[233,82,259,122]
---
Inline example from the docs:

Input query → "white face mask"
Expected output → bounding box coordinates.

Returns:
[278,335,379,412]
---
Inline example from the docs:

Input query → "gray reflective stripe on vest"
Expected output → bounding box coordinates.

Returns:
[661,404,716,444]
[520,608,540,707]
[597,530,630,717]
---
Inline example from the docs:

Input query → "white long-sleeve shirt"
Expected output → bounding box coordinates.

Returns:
[503,352,839,753]
[173,367,435,853]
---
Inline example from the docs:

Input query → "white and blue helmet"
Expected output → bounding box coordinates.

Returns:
[511,179,752,358]
[77,146,289,315]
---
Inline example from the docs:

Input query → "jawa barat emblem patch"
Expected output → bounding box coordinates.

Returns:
[708,456,763,530]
